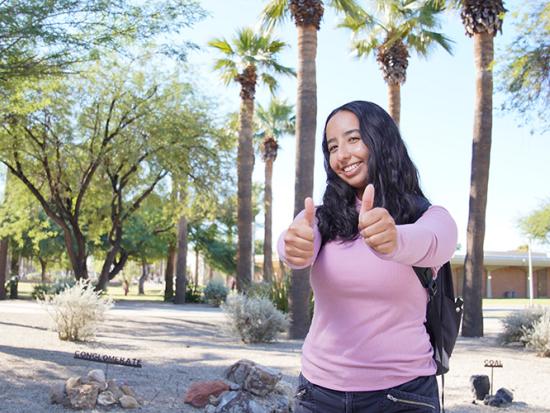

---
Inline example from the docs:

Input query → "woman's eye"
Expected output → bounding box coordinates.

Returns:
[349,136,360,142]
[328,145,337,153]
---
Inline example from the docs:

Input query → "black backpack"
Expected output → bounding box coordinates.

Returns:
[412,264,463,375]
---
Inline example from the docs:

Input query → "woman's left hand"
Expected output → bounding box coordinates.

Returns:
[358,184,397,254]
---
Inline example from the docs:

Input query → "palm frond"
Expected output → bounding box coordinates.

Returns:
[208,38,234,55]
[259,0,289,33]
[330,0,365,20]
[260,73,278,95]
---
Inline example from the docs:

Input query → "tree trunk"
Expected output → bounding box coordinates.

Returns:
[388,82,401,127]
[96,245,119,292]
[263,157,274,283]
[462,32,494,338]
[0,238,7,300]
[236,96,255,292]
[290,24,318,339]
[164,243,176,301]
[10,250,19,277]
[138,260,149,295]
[194,248,199,288]
[39,257,47,283]
[62,227,89,280]
[174,213,188,304]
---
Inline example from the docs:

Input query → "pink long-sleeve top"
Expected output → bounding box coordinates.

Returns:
[277,202,457,391]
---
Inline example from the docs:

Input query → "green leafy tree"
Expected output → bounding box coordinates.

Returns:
[498,2,549,134]
[0,60,221,291]
[520,201,550,243]
[340,0,453,125]
[261,0,362,339]
[0,0,204,84]
[209,27,294,293]
[255,99,295,282]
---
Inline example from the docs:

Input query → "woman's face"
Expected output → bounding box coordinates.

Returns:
[326,110,369,194]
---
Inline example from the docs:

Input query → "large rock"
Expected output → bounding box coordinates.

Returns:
[67,384,99,410]
[225,360,281,397]
[97,390,117,406]
[483,388,514,408]
[65,376,82,393]
[470,375,490,400]
[107,379,125,401]
[119,395,140,409]
[87,369,106,384]
[214,391,265,413]
[185,380,230,408]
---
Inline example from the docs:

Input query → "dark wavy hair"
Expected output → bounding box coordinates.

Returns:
[316,100,430,245]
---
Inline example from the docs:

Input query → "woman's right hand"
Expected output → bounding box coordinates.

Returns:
[283,197,315,267]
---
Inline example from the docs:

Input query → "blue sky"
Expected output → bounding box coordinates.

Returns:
[182,0,550,254]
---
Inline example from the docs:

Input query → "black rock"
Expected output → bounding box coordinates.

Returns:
[470,375,490,400]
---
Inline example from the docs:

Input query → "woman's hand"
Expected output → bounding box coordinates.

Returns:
[284,197,315,267]
[358,184,397,254]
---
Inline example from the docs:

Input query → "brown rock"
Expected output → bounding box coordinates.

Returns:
[120,384,137,398]
[184,380,230,408]
[119,394,140,409]
[68,384,99,410]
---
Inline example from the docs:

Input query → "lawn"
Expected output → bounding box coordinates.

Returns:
[15,280,165,302]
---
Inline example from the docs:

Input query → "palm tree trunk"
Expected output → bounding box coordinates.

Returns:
[462,32,494,337]
[236,96,255,292]
[388,82,401,126]
[290,24,318,339]
[263,157,274,283]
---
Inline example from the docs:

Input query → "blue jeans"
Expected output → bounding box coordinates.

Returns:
[294,373,440,412]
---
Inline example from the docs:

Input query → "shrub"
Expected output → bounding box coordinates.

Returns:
[525,311,550,357]
[247,282,272,299]
[221,293,289,343]
[499,306,546,345]
[51,275,76,295]
[31,284,52,300]
[41,280,113,341]
[185,283,204,303]
[203,279,228,306]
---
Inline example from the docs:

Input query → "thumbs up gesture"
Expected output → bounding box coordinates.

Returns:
[358,184,397,254]
[284,197,315,267]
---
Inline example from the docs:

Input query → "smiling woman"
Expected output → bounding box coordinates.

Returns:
[278,100,458,412]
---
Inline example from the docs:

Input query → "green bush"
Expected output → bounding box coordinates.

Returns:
[203,279,228,306]
[222,293,289,343]
[247,281,272,299]
[185,283,204,303]
[31,284,52,300]
[269,275,289,313]
[499,306,546,345]
[51,275,76,295]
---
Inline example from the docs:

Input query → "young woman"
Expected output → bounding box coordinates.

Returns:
[278,101,457,412]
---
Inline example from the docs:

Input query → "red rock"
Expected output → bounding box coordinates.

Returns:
[184,380,230,408]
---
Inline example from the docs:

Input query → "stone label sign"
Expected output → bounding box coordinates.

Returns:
[74,351,142,368]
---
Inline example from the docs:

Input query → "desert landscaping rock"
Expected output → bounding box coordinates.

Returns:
[470,374,490,400]
[119,394,140,409]
[184,380,230,407]
[87,369,106,384]
[1,300,550,412]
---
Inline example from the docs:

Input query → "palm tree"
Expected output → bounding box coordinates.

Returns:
[340,0,453,126]
[209,28,294,292]
[457,0,506,337]
[255,98,295,283]
[261,0,362,339]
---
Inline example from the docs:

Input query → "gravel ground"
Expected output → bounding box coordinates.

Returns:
[0,300,549,413]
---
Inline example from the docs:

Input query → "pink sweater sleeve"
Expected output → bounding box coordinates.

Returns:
[373,205,458,267]
[277,209,322,270]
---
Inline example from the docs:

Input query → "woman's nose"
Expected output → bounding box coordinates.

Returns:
[336,144,350,161]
